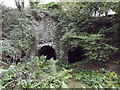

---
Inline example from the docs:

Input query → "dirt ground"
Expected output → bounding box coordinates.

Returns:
[67,77,87,88]
[75,60,120,74]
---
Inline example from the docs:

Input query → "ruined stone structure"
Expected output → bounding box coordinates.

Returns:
[34,15,86,63]
[34,16,61,60]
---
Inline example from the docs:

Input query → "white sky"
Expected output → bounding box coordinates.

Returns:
[0,0,58,8]
[0,0,115,15]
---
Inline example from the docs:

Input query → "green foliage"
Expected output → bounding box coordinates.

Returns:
[10,15,35,54]
[100,23,120,47]
[2,40,14,57]
[2,40,14,63]
[0,56,72,88]
[45,2,61,10]
[61,31,118,62]
[2,7,21,37]
[55,2,119,62]
[73,68,119,88]
[1,2,120,89]
[30,2,62,22]
[110,2,120,15]
[2,12,35,63]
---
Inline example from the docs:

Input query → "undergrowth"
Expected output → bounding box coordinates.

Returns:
[0,57,119,88]
[72,67,120,88]
[0,56,72,88]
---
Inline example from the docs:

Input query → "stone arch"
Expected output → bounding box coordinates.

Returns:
[37,46,56,60]
[68,46,86,63]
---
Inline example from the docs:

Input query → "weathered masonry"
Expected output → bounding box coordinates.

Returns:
[34,16,60,59]
[34,15,86,63]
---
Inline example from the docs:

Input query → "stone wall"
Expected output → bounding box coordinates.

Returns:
[34,16,60,59]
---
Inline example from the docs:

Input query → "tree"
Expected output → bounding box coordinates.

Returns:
[15,0,24,11]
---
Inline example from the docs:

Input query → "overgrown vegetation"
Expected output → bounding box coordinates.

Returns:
[56,2,120,62]
[0,1,120,89]
[73,68,119,88]
[0,56,71,88]
[2,9,35,63]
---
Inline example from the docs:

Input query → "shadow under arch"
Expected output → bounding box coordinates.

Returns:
[37,46,56,60]
[68,46,86,63]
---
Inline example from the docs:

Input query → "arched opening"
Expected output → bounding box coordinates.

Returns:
[38,46,56,60]
[68,46,86,63]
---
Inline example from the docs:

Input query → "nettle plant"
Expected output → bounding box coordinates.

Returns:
[61,31,118,62]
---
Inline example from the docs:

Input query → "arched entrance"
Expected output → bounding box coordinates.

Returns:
[38,46,56,60]
[68,46,86,63]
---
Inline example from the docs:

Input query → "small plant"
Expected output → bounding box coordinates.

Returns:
[0,56,72,88]
[73,67,119,88]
